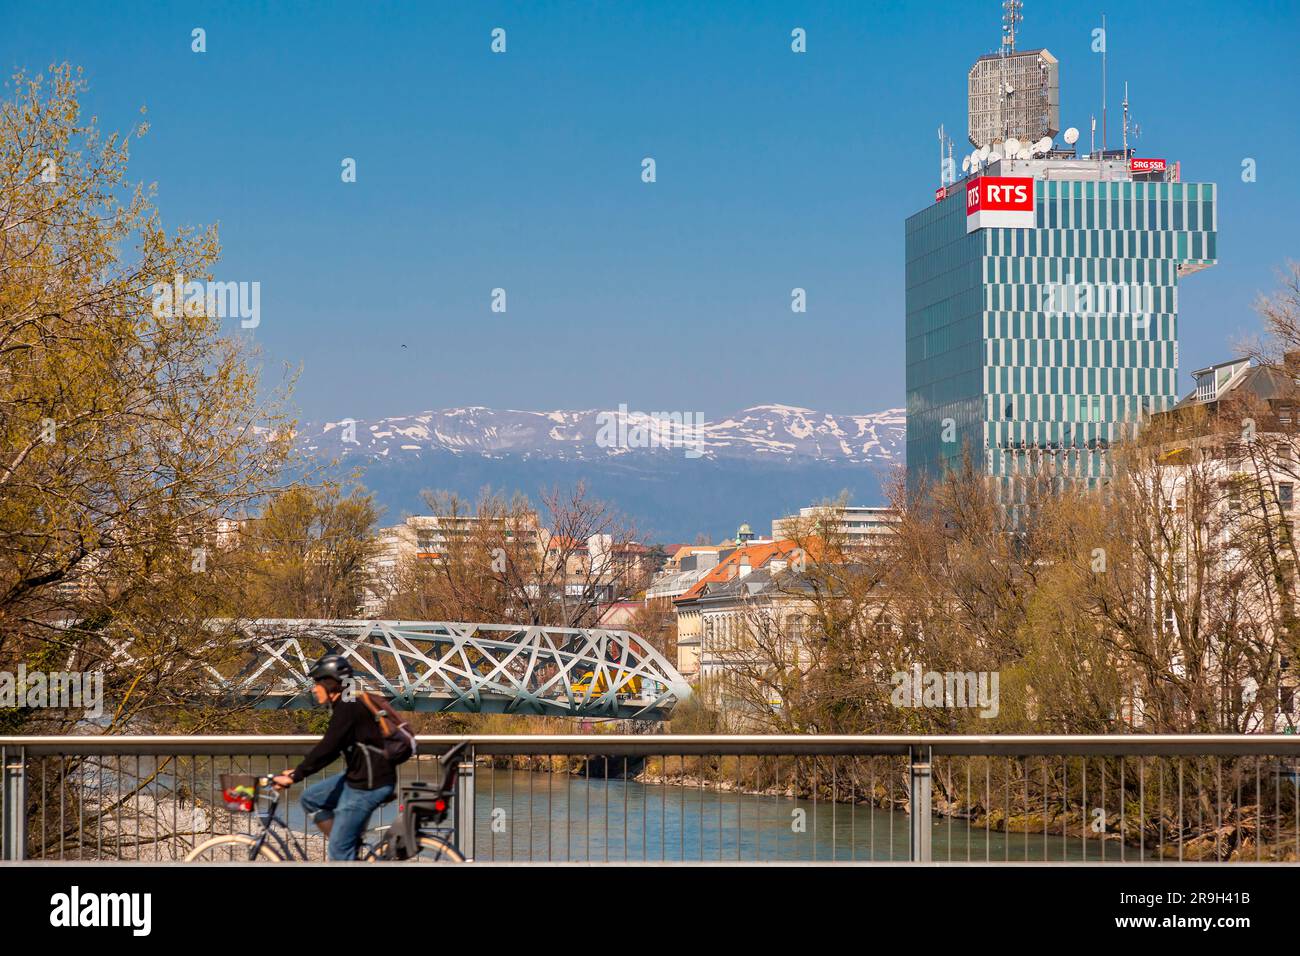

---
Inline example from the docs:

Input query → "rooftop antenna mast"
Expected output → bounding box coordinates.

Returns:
[1002,0,1022,54]
[937,124,947,185]
[1091,114,1101,177]
[1121,81,1140,157]
[936,124,957,186]
[999,1,1022,141]
[1101,12,1108,154]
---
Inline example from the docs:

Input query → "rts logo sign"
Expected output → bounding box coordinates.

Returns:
[966,176,1035,233]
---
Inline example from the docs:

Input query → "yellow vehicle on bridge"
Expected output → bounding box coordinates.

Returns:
[570,668,642,697]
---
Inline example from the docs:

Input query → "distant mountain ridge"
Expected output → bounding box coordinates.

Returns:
[299,404,904,464]
[294,404,905,541]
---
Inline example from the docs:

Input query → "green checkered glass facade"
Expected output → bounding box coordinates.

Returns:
[905,179,1217,496]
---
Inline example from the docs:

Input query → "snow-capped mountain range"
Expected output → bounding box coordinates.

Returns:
[298,404,905,465]
[294,404,905,540]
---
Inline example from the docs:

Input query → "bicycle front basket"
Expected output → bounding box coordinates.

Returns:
[219,773,260,812]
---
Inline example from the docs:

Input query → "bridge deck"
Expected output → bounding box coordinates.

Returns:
[103,619,692,721]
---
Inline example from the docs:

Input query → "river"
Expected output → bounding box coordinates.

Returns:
[467,769,1139,862]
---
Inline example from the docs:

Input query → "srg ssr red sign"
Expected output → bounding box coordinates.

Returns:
[1129,157,1167,172]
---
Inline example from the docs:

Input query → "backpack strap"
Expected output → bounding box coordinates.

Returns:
[358,691,392,736]
[377,693,413,727]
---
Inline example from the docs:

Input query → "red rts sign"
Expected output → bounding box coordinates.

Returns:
[1130,157,1167,172]
[965,176,1035,232]
[966,176,1033,211]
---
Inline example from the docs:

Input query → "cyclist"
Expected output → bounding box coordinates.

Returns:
[271,652,396,861]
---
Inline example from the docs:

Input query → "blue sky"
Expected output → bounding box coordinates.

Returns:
[3,0,1298,423]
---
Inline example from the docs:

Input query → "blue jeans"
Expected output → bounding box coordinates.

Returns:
[300,772,394,861]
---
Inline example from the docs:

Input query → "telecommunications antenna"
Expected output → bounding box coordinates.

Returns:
[1033,136,1052,154]
[979,144,991,161]
[1017,146,1032,160]
[961,155,972,173]
[1063,126,1079,145]
[990,147,1003,162]
[1005,137,1022,156]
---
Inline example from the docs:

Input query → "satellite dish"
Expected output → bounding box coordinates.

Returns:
[961,156,971,173]
[979,144,991,160]
[1064,127,1079,145]
[1005,137,1022,156]
[1017,147,1032,160]
[990,148,1003,162]
[1034,136,1053,154]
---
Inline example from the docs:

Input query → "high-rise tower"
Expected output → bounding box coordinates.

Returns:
[906,9,1217,499]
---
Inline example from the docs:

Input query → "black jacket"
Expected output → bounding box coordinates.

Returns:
[290,699,396,790]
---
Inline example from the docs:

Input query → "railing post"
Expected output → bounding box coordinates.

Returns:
[2,745,27,861]
[456,745,475,862]
[909,745,932,863]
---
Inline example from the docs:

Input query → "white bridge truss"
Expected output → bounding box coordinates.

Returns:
[197,620,691,720]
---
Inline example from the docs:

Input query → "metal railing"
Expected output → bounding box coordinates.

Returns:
[4,735,1300,863]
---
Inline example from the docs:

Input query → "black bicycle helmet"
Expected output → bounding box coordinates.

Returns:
[307,651,353,682]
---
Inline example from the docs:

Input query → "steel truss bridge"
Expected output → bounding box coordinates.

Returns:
[115,620,691,720]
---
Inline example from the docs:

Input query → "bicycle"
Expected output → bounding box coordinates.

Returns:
[185,741,468,863]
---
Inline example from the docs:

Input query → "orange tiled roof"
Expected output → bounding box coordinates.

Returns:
[673,540,804,604]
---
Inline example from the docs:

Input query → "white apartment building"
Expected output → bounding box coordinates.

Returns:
[689,565,816,729]
[771,505,900,546]
[360,512,542,615]
[1147,356,1300,730]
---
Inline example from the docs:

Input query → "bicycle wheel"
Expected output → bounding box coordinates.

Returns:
[366,834,466,862]
[185,833,283,862]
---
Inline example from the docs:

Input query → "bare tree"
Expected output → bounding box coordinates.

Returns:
[384,482,648,628]
[240,481,382,619]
